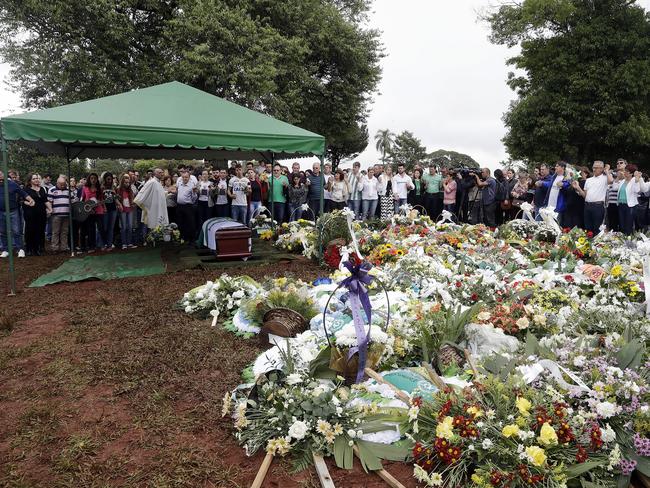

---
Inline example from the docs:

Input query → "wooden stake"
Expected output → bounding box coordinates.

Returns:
[352,446,406,488]
[364,367,411,404]
[312,452,336,488]
[464,348,480,377]
[422,363,446,391]
[250,452,273,488]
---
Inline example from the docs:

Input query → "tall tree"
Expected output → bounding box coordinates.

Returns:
[374,129,396,163]
[0,0,383,162]
[427,149,479,169]
[484,0,650,165]
[388,131,427,169]
[328,124,368,171]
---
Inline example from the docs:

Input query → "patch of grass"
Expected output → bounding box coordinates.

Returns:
[0,343,40,370]
[126,445,244,488]
[11,404,60,449]
[0,309,16,332]
[0,463,33,488]
[41,357,90,397]
[54,433,99,473]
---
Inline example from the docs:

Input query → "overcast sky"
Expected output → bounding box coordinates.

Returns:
[1,0,649,169]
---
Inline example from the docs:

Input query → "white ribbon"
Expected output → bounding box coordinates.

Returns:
[399,203,412,215]
[251,205,269,220]
[210,309,220,327]
[437,210,455,225]
[338,246,351,272]
[637,235,650,316]
[538,207,562,235]
[518,359,590,393]
[519,202,535,221]
[594,224,607,242]
[342,207,362,258]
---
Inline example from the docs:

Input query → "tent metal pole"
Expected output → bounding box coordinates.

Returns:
[270,153,275,227]
[65,145,75,257]
[1,125,17,296]
[318,154,325,259]
[319,155,325,216]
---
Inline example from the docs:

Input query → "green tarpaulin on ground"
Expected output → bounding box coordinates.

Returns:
[29,249,165,287]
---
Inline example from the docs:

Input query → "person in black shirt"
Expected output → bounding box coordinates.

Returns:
[101,172,118,250]
[247,169,264,225]
[533,164,551,215]
[23,173,51,256]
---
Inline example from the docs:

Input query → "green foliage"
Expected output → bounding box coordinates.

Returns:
[483,0,650,165]
[7,142,86,179]
[241,289,318,325]
[416,304,480,362]
[0,0,383,164]
[388,130,427,169]
[317,211,351,246]
[427,149,479,169]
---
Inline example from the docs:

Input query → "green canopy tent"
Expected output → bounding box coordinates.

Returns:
[1,81,326,294]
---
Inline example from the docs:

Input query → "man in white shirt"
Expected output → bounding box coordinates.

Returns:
[228,164,250,224]
[323,163,333,213]
[175,170,198,242]
[360,166,379,220]
[392,163,414,213]
[346,162,364,219]
[572,160,613,234]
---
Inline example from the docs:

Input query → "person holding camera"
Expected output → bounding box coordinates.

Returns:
[473,168,497,227]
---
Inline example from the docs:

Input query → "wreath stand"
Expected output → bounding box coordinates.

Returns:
[249,367,410,488]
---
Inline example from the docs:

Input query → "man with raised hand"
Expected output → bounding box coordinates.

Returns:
[572,160,613,234]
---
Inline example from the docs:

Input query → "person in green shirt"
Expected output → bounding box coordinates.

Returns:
[421,164,443,219]
[269,164,289,222]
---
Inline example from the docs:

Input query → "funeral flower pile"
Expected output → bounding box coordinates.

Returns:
[180,213,650,485]
[145,223,182,244]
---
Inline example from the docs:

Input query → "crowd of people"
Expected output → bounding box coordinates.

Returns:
[0,157,648,258]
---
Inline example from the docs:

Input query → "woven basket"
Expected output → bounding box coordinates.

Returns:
[260,308,308,345]
[330,346,384,386]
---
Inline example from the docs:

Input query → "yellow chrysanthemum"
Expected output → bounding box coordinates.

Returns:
[502,424,520,438]
[525,445,547,466]
[538,422,558,446]
[516,397,532,416]
[436,416,455,440]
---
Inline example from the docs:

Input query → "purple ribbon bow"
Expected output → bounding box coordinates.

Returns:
[340,260,374,382]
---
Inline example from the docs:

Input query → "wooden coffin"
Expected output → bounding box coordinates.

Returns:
[214,227,252,260]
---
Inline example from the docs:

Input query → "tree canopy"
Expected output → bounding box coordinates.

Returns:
[0,0,383,163]
[484,0,650,166]
[388,131,427,169]
[427,149,479,169]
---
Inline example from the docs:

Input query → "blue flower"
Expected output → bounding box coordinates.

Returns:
[313,277,332,286]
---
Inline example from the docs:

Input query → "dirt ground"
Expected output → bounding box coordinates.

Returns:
[0,249,416,488]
